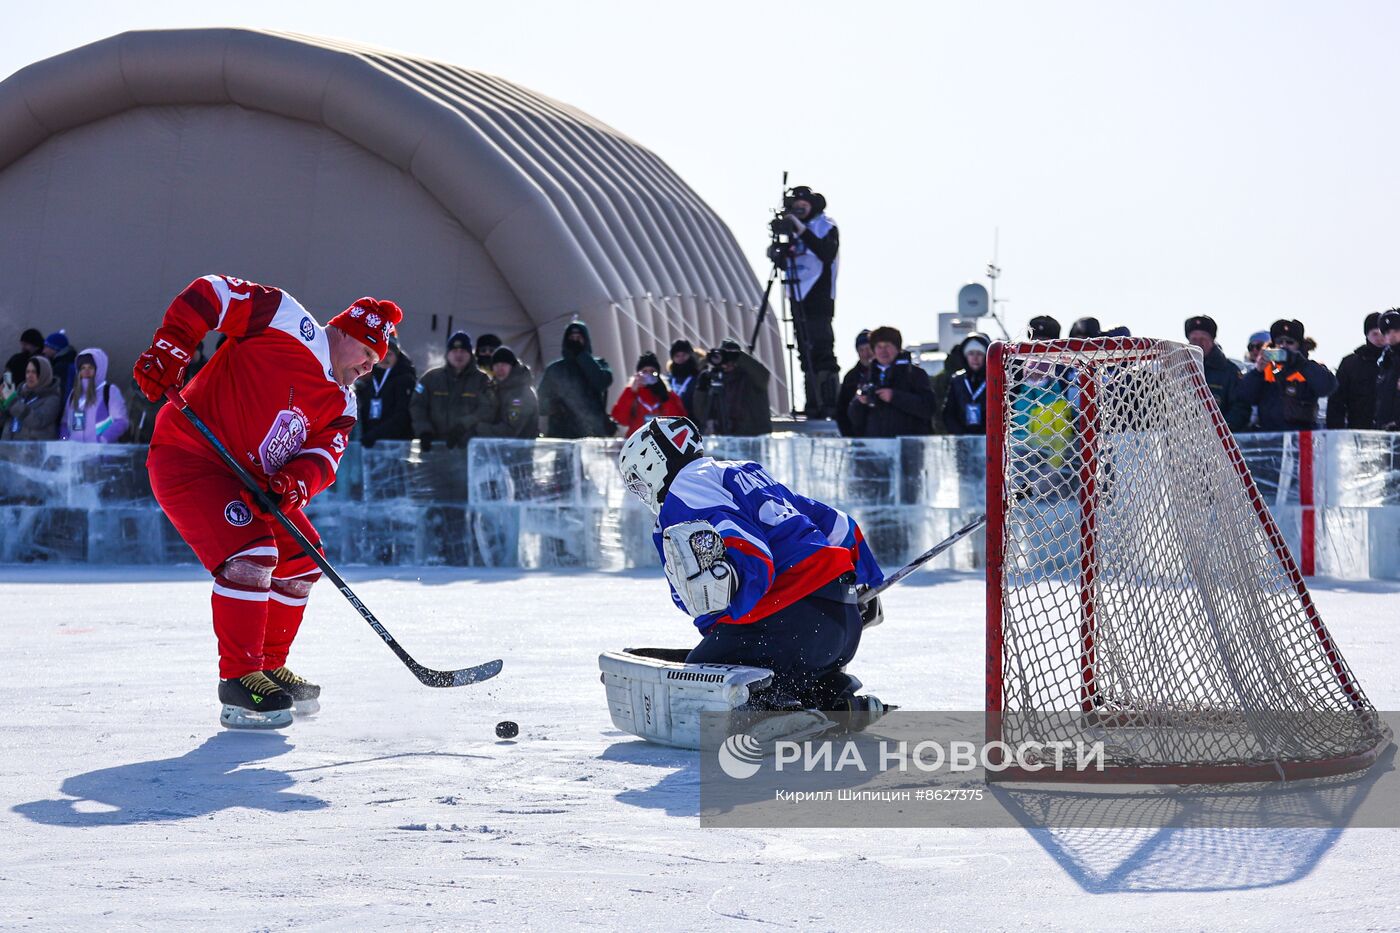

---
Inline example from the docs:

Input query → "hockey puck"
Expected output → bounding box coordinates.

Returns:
[495,720,519,739]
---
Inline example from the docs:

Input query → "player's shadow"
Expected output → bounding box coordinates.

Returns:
[992,742,1398,893]
[13,732,326,826]
[600,738,702,818]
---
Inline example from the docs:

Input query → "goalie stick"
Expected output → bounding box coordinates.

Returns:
[859,512,987,606]
[165,389,502,688]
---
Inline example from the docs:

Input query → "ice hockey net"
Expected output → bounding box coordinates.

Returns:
[985,337,1388,782]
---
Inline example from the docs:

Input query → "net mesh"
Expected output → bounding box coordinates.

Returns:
[992,338,1387,779]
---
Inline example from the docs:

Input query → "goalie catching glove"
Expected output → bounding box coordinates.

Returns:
[662,520,737,618]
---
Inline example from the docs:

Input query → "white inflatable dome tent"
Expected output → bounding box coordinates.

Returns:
[0,28,786,410]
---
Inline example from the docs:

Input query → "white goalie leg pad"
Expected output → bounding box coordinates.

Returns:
[662,520,737,617]
[599,649,832,749]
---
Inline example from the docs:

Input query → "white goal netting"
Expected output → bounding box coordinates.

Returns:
[989,338,1387,781]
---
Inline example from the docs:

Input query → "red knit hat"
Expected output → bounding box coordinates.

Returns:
[329,298,403,361]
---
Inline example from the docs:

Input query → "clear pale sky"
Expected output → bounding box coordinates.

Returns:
[4,1,1396,368]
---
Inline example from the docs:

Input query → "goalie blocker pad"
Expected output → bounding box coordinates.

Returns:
[599,648,832,750]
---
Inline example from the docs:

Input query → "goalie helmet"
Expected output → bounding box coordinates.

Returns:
[618,417,705,514]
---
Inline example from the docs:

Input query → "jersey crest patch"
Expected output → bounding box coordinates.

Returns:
[259,408,309,473]
[299,316,315,341]
[224,500,253,527]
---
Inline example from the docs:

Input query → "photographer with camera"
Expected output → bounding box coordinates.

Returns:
[767,185,840,419]
[1238,319,1337,432]
[611,352,688,434]
[693,339,771,437]
[846,326,934,438]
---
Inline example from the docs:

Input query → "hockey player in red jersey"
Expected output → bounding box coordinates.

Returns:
[134,274,403,729]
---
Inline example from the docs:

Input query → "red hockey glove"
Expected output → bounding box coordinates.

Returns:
[238,487,276,521]
[268,469,311,512]
[133,327,194,402]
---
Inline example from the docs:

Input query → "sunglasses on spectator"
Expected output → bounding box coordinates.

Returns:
[1273,337,1299,348]
[1248,342,1264,351]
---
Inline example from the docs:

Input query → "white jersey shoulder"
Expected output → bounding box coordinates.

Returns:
[666,458,739,512]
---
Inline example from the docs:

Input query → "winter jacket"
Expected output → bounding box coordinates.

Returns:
[846,355,935,438]
[942,366,989,435]
[692,350,772,437]
[610,379,688,435]
[1238,353,1337,431]
[1326,342,1384,430]
[1375,345,1400,431]
[668,359,700,416]
[410,362,493,447]
[1,355,62,441]
[357,355,418,446]
[927,347,966,438]
[1009,373,1076,468]
[123,378,164,444]
[58,347,128,443]
[478,362,540,439]
[48,345,77,403]
[835,360,873,437]
[1201,344,1250,433]
[4,350,33,387]
[538,322,614,437]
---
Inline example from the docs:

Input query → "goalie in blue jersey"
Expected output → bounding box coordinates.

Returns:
[618,416,888,714]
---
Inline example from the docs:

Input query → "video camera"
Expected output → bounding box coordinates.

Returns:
[765,186,825,268]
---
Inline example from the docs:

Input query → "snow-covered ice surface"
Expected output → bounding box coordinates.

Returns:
[2,566,1398,930]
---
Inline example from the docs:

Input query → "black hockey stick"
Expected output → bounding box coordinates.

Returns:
[164,388,502,688]
[859,512,988,605]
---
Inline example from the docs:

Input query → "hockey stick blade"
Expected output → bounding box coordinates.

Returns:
[861,512,987,604]
[412,658,504,688]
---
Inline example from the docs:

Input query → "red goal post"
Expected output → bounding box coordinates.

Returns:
[984,337,1388,783]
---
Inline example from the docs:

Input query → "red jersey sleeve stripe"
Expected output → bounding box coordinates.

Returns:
[159,278,221,343]
[722,536,775,582]
[205,275,284,337]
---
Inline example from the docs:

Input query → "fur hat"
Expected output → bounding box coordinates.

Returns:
[869,326,903,349]
[1069,317,1102,339]
[1270,319,1305,344]
[1184,315,1218,339]
[1027,316,1061,340]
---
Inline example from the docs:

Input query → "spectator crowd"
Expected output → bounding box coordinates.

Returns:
[5,307,1400,449]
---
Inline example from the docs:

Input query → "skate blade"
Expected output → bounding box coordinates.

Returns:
[220,704,293,730]
[292,697,320,716]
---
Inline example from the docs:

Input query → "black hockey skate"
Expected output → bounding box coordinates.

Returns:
[829,694,894,734]
[219,672,293,730]
[263,666,321,715]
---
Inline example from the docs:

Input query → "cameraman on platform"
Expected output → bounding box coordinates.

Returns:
[693,338,771,437]
[768,185,840,419]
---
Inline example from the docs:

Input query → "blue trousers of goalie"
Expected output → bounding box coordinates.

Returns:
[599,584,880,749]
